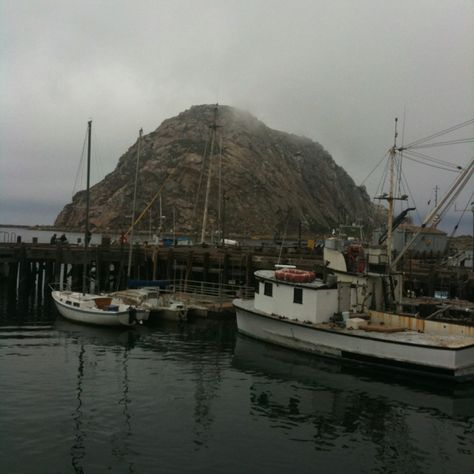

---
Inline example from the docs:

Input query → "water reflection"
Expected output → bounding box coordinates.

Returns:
[139,319,236,450]
[232,335,474,472]
[233,335,474,418]
[112,347,136,473]
[56,321,142,473]
[71,344,85,474]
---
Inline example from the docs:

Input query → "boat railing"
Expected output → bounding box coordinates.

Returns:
[0,230,16,243]
[171,279,254,300]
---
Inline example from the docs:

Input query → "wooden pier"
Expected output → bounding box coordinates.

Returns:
[0,240,472,310]
[0,239,322,304]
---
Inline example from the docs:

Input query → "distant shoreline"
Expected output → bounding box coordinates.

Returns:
[0,224,65,231]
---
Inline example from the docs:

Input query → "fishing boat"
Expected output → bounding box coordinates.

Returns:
[52,121,149,327]
[234,123,474,381]
[233,267,474,380]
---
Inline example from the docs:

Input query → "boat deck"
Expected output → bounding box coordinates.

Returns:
[320,324,474,349]
[236,299,474,349]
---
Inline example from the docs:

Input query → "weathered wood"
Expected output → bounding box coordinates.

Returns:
[0,242,471,301]
[203,252,210,282]
[245,254,253,287]
[166,249,174,281]
[222,252,230,284]
[36,261,44,302]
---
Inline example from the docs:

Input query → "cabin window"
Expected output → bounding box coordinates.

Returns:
[73,302,79,307]
[293,288,303,304]
[255,281,260,294]
[66,300,72,306]
[264,282,273,297]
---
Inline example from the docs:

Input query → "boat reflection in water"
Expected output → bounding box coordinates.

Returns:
[232,334,474,471]
[56,320,147,474]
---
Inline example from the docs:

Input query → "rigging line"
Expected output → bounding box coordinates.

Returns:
[396,151,403,198]
[402,118,474,148]
[191,133,211,236]
[400,169,423,224]
[125,164,180,236]
[72,126,89,198]
[360,151,389,187]
[372,155,390,202]
[90,127,105,183]
[401,106,407,148]
[433,162,474,225]
[402,153,462,173]
[407,138,474,149]
[401,148,461,169]
[449,189,474,237]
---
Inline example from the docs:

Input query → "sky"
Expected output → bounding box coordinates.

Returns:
[1,0,473,235]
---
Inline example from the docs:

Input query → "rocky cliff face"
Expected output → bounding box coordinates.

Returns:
[55,104,379,238]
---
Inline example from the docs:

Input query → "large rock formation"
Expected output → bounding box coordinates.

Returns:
[55,104,379,238]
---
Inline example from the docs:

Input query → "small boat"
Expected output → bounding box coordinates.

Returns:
[110,287,188,321]
[51,291,149,327]
[52,121,149,327]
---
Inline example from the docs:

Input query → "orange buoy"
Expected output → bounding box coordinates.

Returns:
[274,268,316,283]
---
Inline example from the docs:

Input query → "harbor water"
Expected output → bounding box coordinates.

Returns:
[0,283,473,473]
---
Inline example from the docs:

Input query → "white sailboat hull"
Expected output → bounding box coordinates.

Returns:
[52,291,149,327]
[234,298,474,380]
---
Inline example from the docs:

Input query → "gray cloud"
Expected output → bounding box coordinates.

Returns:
[1,0,472,234]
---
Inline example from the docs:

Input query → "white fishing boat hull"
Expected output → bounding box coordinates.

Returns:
[234,298,474,380]
[52,291,149,327]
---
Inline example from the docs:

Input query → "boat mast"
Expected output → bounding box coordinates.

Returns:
[200,105,219,244]
[82,120,92,295]
[127,128,143,279]
[218,135,223,245]
[386,118,398,269]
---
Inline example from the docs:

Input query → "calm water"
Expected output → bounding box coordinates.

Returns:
[1,285,473,474]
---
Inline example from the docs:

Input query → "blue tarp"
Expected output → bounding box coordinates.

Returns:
[127,279,170,289]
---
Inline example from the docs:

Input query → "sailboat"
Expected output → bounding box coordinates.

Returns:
[233,121,474,380]
[110,127,188,321]
[51,121,150,327]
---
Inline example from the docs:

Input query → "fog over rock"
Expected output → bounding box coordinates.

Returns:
[55,104,381,237]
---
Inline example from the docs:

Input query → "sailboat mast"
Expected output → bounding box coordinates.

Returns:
[127,128,143,279]
[200,105,218,243]
[82,120,92,294]
[386,118,398,269]
[218,135,223,245]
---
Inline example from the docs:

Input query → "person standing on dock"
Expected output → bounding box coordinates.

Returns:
[50,234,57,244]
[59,234,68,244]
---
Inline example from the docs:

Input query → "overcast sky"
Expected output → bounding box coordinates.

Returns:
[1,0,473,235]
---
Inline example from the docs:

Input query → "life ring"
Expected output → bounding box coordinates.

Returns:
[274,268,316,283]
